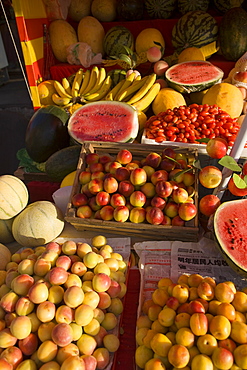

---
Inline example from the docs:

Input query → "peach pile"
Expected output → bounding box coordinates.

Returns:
[135,273,247,370]
[72,147,198,227]
[0,235,127,369]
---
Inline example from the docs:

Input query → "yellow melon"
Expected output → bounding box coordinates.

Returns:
[152,88,186,116]
[0,243,12,270]
[68,0,93,22]
[49,20,78,63]
[60,171,77,188]
[91,0,117,22]
[178,47,205,63]
[37,80,57,106]
[202,82,244,118]
[135,28,165,56]
[77,16,105,55]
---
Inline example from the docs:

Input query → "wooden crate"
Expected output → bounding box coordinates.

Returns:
[65,142,200,241]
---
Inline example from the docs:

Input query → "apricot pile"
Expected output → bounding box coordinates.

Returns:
[0,235,127,369]
[135,273,247,370]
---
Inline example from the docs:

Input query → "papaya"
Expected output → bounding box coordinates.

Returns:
[77,16,105,55]
[49,20,78,63]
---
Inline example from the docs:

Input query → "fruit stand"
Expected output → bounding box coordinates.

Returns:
[2,0,247,369]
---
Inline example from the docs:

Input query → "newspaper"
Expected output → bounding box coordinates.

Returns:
[134,236,247,314]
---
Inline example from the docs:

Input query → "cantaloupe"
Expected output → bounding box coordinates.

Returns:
[0,218,15,244]
[0,175,29,220]
[0,243,11,270]
[77,16,105,55]
[68,0,93,22]
[12,201,65,248]
[49,19,78,63]
[152,88,186,115]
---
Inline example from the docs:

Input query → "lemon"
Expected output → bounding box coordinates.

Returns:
[37,80,57,106]
[60,171,77,188]
[178,47,205,63]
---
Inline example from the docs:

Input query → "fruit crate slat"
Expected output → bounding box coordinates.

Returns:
[65,141,199,242]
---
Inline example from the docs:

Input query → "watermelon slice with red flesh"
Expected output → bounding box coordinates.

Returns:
[68,101,139,144]
[165,61,224,94]
[214,199,247,277]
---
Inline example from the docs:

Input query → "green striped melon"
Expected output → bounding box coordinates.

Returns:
[144,0,177,18]
[172,11,218,53]
[0,218,15,244]
[12,201,65,247]
[178,0,210,14]
[213,0,244,14]
[103,26,134,58]
[0,175,29,220]
[106,69,127,87]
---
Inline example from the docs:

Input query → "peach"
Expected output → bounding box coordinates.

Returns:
[160,157,176,172]
[92,273,111,293]
[76,205,93,219]
[115,149,132,164]
[55,304,74,324]
[79,170,91,185]
[206,137,228,159]
[11,273,34,297]
[129,167,147,186]
[143,152,162,168]
[89,162,104,173]
[56,343,80,365]
[155,180,173,198]
[169,168,185,183]
[33,258,51,277]
[199,194,221,217]
[81,354,97,370]
[172,187,189,203]
[129,190,146,207]
[118,180,135,197]
[153,60,169,76]
[99,205,114,221]
[147,46,162,62]
[129,207,146,223]
[86,153,100,165]
[113,205,129,222]
[146,206,164,225]
[37,340,58,363]
[18,332,39,356]
[51,323,74,348]
[0,346,23,368]
[47,266,68,286]
[0,358,13,370]
[178,202,197,221]
[71,193,88,207]
[103,176,118,193]
[140,182,156,198]
[151,170,168,185]
[36,301,56,323]
[199,165,222,188]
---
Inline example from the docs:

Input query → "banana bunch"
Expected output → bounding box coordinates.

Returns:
[51,66,113,108]
[105,72,161,112]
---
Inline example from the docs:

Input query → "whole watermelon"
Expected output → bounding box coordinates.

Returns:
[103,26,134,58]
[218,7,247,61]
[172,11,218,53]
[117,0,144,20]
[178,0,210,14]
[213,0,244,14]
[145,0,177,18]
[25,105,70,163]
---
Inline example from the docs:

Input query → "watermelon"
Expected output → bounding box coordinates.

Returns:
[213,0,244,14]
[172,11,218,53]
[103,26,134,58]
[68,101,139,144]
[165,61,224,93]
[178,0,210,14]
[144,0,177,19]
[218,7,247,62]
[214,199,247,277]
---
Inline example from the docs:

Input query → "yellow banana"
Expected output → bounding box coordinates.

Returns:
[114,72,137,101]
[104,79,126,101]
[71,68,84,98]
[126,73,157,105]
[87,67,107,95]
[52,93,71,106]
[131,82,161,112]
[117,75,149,102]
[82,66,99,95]
[78,69,91,96]
[54,80,72,99]
[83,76,112,102]
[62,77,72,96]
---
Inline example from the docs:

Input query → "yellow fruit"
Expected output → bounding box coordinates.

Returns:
[135,344,154,369]
[49,20,78,63]
[202,82,243,118]
[68,0,93,22]
[152,88,186,116]
[178,47,205,63]
[189,89,208,105]
[60,171,77,188]
[0,243,11,269]
[38,80,57,106]
[77,16,105,55]
[135,28,165,55]
[91,0,117,22]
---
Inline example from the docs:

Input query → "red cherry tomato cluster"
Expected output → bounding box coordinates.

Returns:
[145,104,240,146]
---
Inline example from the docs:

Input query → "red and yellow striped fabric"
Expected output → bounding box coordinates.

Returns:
[12,0,50,110]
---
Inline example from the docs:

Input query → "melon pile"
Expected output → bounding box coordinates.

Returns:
[0,235,128,369]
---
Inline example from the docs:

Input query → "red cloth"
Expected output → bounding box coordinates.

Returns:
[27,181,60,203]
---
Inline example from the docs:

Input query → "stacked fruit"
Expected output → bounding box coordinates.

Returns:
[0,235,128,369]
[71,147,198,226]
[135,273,247,369]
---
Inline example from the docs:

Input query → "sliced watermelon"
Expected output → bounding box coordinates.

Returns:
[68,101,139,144]
[165,61,224,93]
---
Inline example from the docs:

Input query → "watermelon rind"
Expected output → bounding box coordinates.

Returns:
[214,199,247,278]
[67,101,139,144]
[165,61,224,93]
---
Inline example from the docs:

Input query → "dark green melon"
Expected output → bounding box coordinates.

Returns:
[172,11,218,53]
[178,0,210,14]
[213,0,244,14]
[106,69,127,87]
[218,7,247,61]
[103,26,134,58]
[144,0,177,19]
[25,106,70,163]
[117,0,144,20]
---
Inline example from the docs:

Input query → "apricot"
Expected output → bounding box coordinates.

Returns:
[191,353,214,370]
[168,344,190,368]
[211,347,234,369]
[150,332,172,357]
[135,345,154,369]
[190,312,208,336]
[175,327,195,348]
[234,343,247,369]
[209,314,231,340]
[196,333,218,356]
[214,282,235,303]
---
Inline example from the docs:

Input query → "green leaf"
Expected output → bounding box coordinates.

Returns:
[196,138,210,143]
[233,173,247,189]
[193,159,201,170]
[218,155,242,172]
